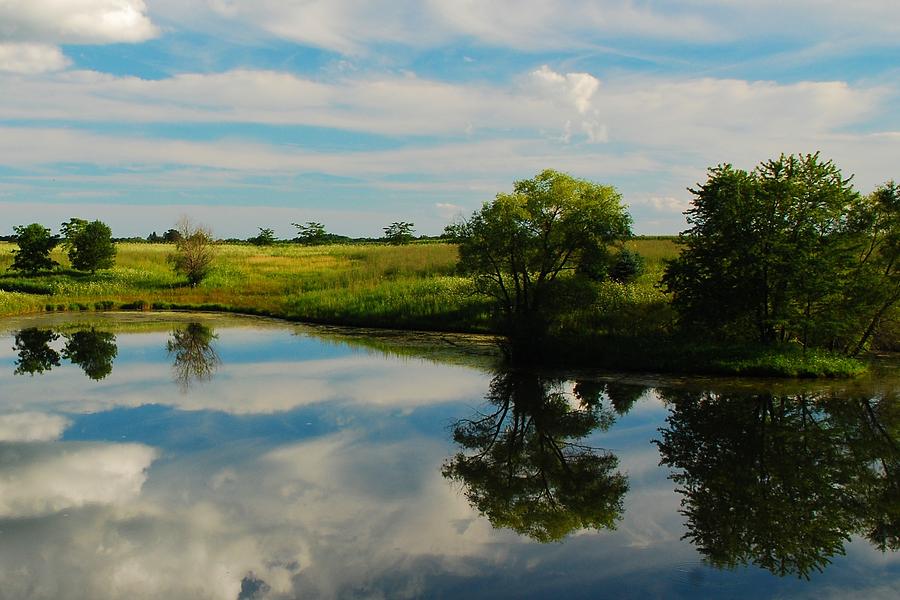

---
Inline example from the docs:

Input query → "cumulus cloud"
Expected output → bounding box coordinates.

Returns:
[0,412,70,442]
[0,0,157,44]
[530,65,600,115]
[0,42,70,73]
[0,442,157,517]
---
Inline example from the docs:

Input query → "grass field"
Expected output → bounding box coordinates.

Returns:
[0,241,494,330]
[0,237,872,376]
[0,238,680,327]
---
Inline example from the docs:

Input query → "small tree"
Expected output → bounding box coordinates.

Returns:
[162,228,183,243]
[292,221,329,245]
[10,223,59,275]
[383,221,415,245]
[249,227,277,246]
[609,248,645,283]
[65,219,116,273]
[167,217,215,286]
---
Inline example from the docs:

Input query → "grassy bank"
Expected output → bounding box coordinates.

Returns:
[0,238,872,377]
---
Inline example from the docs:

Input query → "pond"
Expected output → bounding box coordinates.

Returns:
[0,313,897,599]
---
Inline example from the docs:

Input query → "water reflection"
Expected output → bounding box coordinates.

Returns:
[13,328,61,375]
[443,371,636,542]
[11,322,221,388]
[655,388,900,579]
[61,329,117,381]
[166,323,221,390]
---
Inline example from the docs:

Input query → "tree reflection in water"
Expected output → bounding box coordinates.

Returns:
[12,328,61,375]
[443,371,638,542]
[166,323,221,390]
[62,328,117,380]
[655,388,900,579]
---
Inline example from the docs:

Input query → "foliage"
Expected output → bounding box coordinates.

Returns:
[443,371,629,542]
[608,248,645,282]
[60,218,88,243]
[10,223,59,275]
[162,228,183,243]
[663,153,884,350]
[842,180,900,355]
[168,218,215,286]
[292,221,329,245]
[448,169,631,355]
[383,221,415,245]
[65,219,117,273]
[249,227,277,246]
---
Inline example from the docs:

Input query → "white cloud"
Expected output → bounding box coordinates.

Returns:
[435,202,465,220]
[154,0,719,54]
[530,65,600,115]
[0,412,70,442]
[0,0,157,44]
[0,42,69,73]
[0,442,157,517]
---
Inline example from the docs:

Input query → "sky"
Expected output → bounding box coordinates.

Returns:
[0,1,898,238]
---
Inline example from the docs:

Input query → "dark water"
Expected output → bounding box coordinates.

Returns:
[0,313,897,600]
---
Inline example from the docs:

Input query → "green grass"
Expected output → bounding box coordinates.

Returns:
[0,239,876,377]
[0,241,487,332]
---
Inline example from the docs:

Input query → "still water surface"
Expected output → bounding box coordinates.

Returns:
[0,313,897,599]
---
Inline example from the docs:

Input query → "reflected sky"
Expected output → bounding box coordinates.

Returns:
[0,314,897,599]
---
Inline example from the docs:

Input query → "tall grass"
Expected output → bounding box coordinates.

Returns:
[0,241,486,331]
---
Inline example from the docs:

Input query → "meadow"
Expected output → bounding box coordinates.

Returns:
[0,238,680,328]
[0,237,872,376]
[0,240,495,330]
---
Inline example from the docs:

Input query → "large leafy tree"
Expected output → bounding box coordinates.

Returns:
[447,169,631,354]
[64,219,116,273]
[843,181,900,354]
[9,223,59,275]
[663,153,866,347]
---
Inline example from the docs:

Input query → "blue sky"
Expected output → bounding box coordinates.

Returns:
[0,1,898,238]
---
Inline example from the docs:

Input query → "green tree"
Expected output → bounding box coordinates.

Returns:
[249,227,277,246]
[608,247,645,283]
[162,228,183,243]
[292,221,329,245]
[447,169,631,354]
[442,371,628,542]
[663,154,864,347]
[65,219,116,273]
[167,218,215,286]
[62,328,118,380]
[9,223,59,275]
[843,181,900,355]
[382,221,415,245]
[60,217,88,242]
